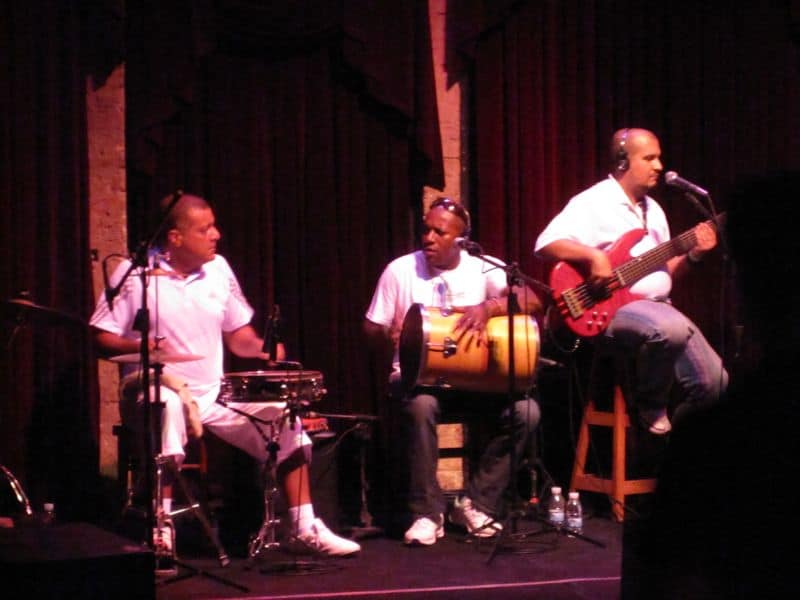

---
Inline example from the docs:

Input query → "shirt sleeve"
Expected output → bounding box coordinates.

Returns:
[218,257,255,332]
[365,261,400,328]
[89,259,140,337]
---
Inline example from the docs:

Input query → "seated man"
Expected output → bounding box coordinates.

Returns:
[535,128,727,434]
[364,197,543,545]
[90,193,359,557]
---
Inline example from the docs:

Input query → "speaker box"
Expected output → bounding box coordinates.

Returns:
[0,522,154,599]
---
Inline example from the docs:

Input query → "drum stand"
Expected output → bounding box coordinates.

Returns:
[217,397,327,574]
[246,419,282,563]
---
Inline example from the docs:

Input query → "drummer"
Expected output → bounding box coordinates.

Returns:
[89,193,359,557]
[363,197,544,546]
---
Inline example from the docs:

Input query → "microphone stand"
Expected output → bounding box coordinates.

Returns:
[459,243,603,560]
[104,191,182,555]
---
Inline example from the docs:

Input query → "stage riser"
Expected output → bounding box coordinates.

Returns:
[0,522,154,599]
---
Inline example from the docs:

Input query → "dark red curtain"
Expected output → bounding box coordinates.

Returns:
[0,0,100,520]
[124,1,443,422]
[454,0,800,360]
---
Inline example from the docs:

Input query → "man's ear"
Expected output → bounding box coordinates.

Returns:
[167,228,181,247]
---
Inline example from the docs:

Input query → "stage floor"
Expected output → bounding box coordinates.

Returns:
[155,513,622,600]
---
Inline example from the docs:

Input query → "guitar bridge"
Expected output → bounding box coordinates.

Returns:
[559,289,585,319]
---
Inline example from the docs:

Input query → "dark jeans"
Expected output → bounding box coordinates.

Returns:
[398,384,540,520]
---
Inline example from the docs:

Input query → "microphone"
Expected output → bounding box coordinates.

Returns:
[664,171,710,197]
[102,256,118,310]
[261,304,281,358]
[455,237,484,256]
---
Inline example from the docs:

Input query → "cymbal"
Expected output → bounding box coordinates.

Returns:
[109,350,204,364]
[4,297,85,327]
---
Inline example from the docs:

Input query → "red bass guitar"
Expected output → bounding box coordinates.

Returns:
[549,219,717,337]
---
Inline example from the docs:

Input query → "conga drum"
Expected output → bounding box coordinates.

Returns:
[399,303,539,393]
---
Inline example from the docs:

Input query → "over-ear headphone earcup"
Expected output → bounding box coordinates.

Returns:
[615,128,630,172]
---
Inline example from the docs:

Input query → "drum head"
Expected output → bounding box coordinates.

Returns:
[224,370,323,380]
[399,303,424,392]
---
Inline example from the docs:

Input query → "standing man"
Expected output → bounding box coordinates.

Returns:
[535,128,727,434]
[364,197,543,546]
[90,193,360,557]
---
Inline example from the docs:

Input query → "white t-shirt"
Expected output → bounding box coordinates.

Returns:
[534,176,673,300]
[90,254,254,411]
[365,249,508,369]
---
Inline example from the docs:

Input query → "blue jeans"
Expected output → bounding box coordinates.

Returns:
[398,386,540,520]
[604,299,728,422]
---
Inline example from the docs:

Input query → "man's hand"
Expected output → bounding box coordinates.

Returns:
[453,303,492,348]
[691,221,718,255]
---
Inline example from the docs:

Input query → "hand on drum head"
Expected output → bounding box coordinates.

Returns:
[451,303,492,348]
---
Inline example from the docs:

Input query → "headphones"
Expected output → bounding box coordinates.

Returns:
[615,128,630,172]
[429,197,472,238]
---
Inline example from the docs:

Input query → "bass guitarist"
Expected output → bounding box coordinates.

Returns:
[534,128,728,434]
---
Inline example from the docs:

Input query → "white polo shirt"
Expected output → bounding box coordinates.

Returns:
[365,249,508,369]
[90,253,254,411]
[534,176,673,300]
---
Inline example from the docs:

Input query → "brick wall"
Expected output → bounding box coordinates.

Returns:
[86,65,127,478]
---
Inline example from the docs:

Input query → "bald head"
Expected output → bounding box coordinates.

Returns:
[610,128,659,174]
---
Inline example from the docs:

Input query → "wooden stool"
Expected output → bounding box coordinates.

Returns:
[570,363,657,522]
[113,423,208,506]
[437,422,469,494]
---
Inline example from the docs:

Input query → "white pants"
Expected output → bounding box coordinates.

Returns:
[120,385,312,467]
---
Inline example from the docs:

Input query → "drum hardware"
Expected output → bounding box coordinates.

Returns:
[110,351,204,364]
[4,293,86,328]
[430,336,458,358]
[209,398,282,563]
[245,418,283,563]
[217,368,332,571]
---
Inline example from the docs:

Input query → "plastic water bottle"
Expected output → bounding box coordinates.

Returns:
[566,491,583,534]
[41,502,56,526]
[547,486,565,528]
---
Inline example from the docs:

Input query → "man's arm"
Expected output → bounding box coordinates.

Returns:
[92,327,144,359]
[666,221,718,278]
[537,239,613,281]
[363,319,395,354]
[224,324,286,362]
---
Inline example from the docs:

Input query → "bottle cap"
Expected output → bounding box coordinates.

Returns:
[568,492,579,499]
[551,486,561,494]
[43,502,54,512]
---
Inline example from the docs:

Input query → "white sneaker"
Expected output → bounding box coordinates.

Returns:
[403,514,444,546]
[640,407,672,435]
[449,496,502,538]
[288,518,361,557]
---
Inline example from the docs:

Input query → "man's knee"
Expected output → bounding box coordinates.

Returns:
[404,393,439,423]
[514,398,541,430]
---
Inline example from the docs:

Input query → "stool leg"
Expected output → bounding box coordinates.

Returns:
[611,386,627,522]
[570,401,593,492]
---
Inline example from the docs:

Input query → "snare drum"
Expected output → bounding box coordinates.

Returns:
[219,370,327,405]
[399,304,539,393]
